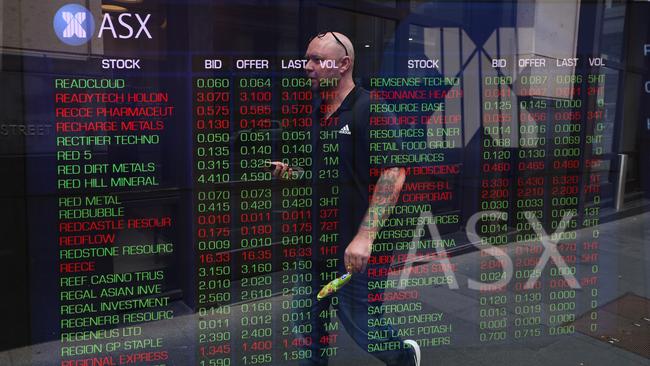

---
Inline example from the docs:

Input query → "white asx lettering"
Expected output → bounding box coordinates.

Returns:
[399,210,580,291]
[98,13,152,39]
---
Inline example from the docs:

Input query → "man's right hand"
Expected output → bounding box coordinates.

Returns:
[269,161,293,179]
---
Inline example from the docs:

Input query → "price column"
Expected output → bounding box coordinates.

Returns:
[512,74,549,341]
[233,68,275,366]
[277,72,316,363]
[192,70,233,366]
[546,71,583,337]
[478,74,515,343]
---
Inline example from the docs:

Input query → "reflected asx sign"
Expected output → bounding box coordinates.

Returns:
[53,4,152,46]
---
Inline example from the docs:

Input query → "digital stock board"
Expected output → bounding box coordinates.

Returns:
[2,1,650,366]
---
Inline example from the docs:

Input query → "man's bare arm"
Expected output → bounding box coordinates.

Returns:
[344,167,406,273]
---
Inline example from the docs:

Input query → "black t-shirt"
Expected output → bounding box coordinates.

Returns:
[314,86,405,247]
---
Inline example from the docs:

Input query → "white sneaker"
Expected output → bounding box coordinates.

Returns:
[404,339,421,366]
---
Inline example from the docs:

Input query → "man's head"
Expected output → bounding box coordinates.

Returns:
[304,31,355,90]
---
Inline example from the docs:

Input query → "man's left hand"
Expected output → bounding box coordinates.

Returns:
[344,232,373,273]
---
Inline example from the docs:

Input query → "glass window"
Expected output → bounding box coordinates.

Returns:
[1,1,649,365]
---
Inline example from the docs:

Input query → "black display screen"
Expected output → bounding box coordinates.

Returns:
[1,1,649,365]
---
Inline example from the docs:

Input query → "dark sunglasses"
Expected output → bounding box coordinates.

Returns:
[310,31,349,56]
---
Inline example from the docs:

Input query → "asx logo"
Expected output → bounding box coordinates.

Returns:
[53,4,152,46]
[53,4,94,45]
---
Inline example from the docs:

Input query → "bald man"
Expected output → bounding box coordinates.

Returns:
[274,31,421,366]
